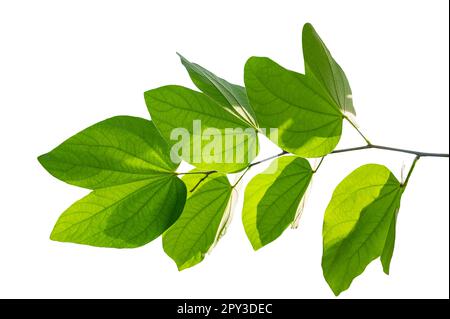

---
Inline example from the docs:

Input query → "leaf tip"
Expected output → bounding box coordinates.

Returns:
[177,255,203,271]
[251,243,262,251]
[326,278,344,297]
[176,265,186,272]
[176,52,184,60]
[49,229,59,242]
[302,22,317,37]
[332,289,341,297]
[37,153,46,164]
[382,262,391,275]
[303,22,314,31]
[37,153,51,172]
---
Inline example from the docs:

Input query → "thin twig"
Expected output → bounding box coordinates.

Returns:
[402,155,420,188]
[232,167,251,188]
[189,171,216,192]
[313,156,326,173]
[344,116,372,145]
[177,141,447,193]
[232,151,288,188]
[248,150,288,168]
[331,145,372,154]
[368,144,449,158]
[331,144,449,157]
[177,170,217,175]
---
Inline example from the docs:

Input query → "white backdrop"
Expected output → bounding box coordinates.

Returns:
[0,0,448,299]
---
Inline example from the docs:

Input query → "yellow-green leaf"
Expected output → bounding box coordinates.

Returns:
[242,156,312,250]
[162,172,232,270]
[244,57,342,158]
[145,85,259,173]
[322,164,403,295]
[50,175,186,248]
[38,116,176,189]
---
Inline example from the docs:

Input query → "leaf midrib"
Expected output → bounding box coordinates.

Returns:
[52,177,170,238]
[63,142,173,172]
[150,92,250,129]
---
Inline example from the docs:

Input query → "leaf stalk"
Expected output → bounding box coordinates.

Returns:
[402,155,420,188]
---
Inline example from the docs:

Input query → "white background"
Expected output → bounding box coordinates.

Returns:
[0,0,448,299]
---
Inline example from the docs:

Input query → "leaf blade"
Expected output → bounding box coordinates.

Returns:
[162,172,232,270]
[178,53,257,127]
[302,23,356,115]
[242,156,313,250]
[244,57,342,158]
[145,85,258,172]
[50,175,187,248]
[38,116,177,189]
[381,209,399,275]
[322,164,402,295]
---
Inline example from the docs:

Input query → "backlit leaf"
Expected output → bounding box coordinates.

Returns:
[38,116,176,189]
[302,23,356,115]
[162,171,232,270]
[178,53,257,127]
[242,156,312,250]
[244,57,342,158]
[145,85,258,173]
[322,164,403,295]
[50,175,186,248]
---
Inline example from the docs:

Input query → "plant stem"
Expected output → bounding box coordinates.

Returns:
[330,145,372,154]
[177,143,447,192]
[344,116,372,145]
[180,151,290,192]
[232,167,251,188]
[248,150,288,168]
[189,171,216,192]
[313,156,325,173]
[177,170,217,175]
[402,155,420,188]
[232,150,288,188]
[331,144,449,157]
[368,144,449,157]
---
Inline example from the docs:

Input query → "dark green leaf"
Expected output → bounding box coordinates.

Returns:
[178,53,257,127]
[381,210,399,275]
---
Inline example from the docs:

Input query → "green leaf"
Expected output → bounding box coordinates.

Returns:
[242,156,312,250]
[38,116,177,189]
[381,209,399,275]
[322,164,403,296]
[50,175,187,248]
[244,57,343,158]
[302,23,356,115]
[40,116,188,248]
[178,53,257,127]
[162,171,232,270]
[145,85,259,173]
